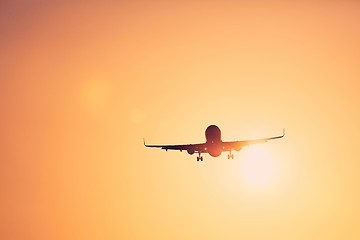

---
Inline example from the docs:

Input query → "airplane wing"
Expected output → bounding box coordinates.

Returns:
[144,140,207,153]
[222,129,285,151]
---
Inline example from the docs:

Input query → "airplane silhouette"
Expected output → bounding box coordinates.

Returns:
[144,125,284,161]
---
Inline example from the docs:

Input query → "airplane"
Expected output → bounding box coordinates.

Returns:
[144,125,284,161]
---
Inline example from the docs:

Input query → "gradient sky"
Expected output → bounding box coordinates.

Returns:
[1,1,360,239]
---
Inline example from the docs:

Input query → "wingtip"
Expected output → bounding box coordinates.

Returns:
[143,138,146,146]
[282,128,285,137]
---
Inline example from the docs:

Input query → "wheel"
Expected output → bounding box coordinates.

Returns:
[197,157,199,161]
[200,156,203,161]
[231,154,234,159]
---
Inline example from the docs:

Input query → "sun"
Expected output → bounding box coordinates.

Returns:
[241,144,277,187]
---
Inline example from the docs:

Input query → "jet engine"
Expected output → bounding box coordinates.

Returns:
[235,146,242,151]
[187,148,195,155]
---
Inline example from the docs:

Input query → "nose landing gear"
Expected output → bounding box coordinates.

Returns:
[227,151,234,159]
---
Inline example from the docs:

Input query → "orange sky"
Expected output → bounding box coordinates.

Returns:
[1,1,360,239]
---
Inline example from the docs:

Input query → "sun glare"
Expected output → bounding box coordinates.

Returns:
[241,144,277,187]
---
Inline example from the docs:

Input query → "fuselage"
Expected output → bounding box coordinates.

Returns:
[205,125,223,157]
[144,123,284,161]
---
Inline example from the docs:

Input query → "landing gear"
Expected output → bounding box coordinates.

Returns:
[197,152,203,161]
[227,151,234,160]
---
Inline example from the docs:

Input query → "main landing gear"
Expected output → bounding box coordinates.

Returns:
[227,151,234,160]
[197,152,203,161]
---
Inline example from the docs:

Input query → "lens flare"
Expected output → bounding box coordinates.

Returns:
[81,80,108,114]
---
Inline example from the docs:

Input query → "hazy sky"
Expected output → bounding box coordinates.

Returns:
[1,1,360,239]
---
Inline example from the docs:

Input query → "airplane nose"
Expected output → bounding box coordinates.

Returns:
[205,125,221,142]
